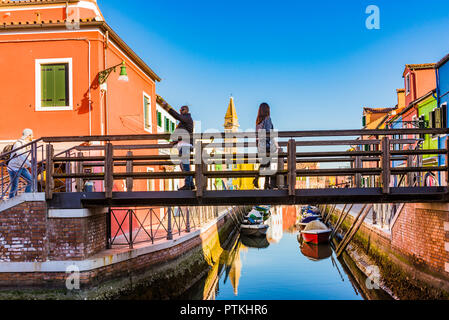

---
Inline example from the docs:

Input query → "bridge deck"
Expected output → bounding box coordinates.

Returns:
[48,187,449,208]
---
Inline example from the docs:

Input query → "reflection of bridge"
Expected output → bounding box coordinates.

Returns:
[1,128,449,208]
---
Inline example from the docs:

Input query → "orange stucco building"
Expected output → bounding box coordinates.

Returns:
[0,0,164,193]
[0,0,160,142]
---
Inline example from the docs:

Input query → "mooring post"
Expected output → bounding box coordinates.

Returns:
[126,151,133,192]
[167,207,173,240]
[336,204,373,258]
[45,144,54,200]
[287,139,297,198]
[382,137,390,194]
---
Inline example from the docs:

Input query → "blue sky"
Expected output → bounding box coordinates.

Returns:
[98,0,449,132]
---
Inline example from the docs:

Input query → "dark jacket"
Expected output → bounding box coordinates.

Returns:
[256,117,274,150]
[167,108,194,145]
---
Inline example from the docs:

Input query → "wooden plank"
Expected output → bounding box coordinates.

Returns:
[126,151,133,192]
[104,143,113,199]
[45,144,54,200]
[75,152,84,192]
[195,140,204,198]
[288,139,297,197]
[382,137,390,194]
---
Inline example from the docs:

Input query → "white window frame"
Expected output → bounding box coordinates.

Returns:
[35,58,73,111]
[143,92,152,133]
[147,167,155,191]
[405,73,411,96]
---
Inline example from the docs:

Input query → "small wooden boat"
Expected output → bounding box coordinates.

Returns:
[300,220,332,244]
[240,223,269,236]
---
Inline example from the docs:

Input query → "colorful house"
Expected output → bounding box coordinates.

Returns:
[435,54,449,185]
[0,0,162,192]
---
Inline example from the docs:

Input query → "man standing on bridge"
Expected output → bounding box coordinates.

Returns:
[160,103,195,190]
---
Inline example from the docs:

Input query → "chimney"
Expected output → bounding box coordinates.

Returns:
[396,89,405,109]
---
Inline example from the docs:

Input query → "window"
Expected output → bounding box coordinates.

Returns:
[406,73,411,95]
[362,115,366,127]
[157,111,162,128]
[147,168,155,191]
[143,93,151,132]
[35,58,73,111]
[164,117,170,133]
[171,121,175,133]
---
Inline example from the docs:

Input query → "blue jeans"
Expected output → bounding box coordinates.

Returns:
[8,168,32,199]
[179,146,194,187]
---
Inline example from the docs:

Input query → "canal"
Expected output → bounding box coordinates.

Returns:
[124,206,393,300]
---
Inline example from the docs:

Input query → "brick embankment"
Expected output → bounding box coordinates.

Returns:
[0,193,246,299]
[327,203,449,300]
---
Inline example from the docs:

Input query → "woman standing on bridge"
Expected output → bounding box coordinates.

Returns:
[254,103,278,190]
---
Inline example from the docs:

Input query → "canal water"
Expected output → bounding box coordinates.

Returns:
[180,206,393,300]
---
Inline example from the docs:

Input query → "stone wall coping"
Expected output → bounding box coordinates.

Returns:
[48,208,108,218]
[0,207,234,273]
[0,193,45,213]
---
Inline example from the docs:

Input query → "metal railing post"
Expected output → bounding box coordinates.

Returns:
[106,207,112,249]
[167,207,173,240]
[129,209,133,249]
[186,207,191,232]
[382,137,390,194]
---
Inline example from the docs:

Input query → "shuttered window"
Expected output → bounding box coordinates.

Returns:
[171,121,175,133]
[164,117,170,132]
[157,111,162,127]
[41,63,69,107]
[144,95,151,130]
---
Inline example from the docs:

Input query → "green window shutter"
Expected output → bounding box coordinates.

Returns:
[41,64,68,107]
[362,116,366,127]
[429,111,435,129]
[171,121,175,132]
[164,117,169,132]
[435,108,442,129]
[157,112,162,127]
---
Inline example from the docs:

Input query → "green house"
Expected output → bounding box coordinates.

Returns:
[417,92,439,166]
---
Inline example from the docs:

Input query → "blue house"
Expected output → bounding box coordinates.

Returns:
[435,54,449,184]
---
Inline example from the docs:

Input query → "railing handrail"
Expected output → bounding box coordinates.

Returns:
[38,128,449,143]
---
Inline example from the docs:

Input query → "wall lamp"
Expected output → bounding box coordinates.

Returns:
[98,61,128,85]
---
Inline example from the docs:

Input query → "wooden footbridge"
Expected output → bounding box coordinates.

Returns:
[2,128,449,209]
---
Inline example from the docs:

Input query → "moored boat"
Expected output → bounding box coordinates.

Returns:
[300,220,332,244]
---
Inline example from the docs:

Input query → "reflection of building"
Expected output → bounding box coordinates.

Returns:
[267,206,283,243]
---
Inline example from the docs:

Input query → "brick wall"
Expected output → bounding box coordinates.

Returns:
[0,201,47,262]
[47,214,106,261]
[0,200,107,262]
[391,203,449,276]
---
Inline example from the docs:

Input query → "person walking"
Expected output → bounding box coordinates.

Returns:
[160,103,195,190]
[7,129,34,199]
[253,103,278,190]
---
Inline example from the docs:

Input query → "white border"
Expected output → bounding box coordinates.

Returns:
[35,58,73,111]
[405,73,411,96]
[143,91,152,133]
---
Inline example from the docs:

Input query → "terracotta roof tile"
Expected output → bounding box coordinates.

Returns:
[405,63,436,70]
[363,107,397,114]
[0,0,79,6]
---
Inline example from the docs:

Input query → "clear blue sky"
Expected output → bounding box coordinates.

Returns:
[98,0,449,132]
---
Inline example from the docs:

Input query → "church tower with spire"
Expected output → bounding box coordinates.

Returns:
[224,96,239,133]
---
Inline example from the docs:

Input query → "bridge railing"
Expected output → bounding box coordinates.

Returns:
[2,128,448,202]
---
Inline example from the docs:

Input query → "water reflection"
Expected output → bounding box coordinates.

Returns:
[180,205,391,300]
